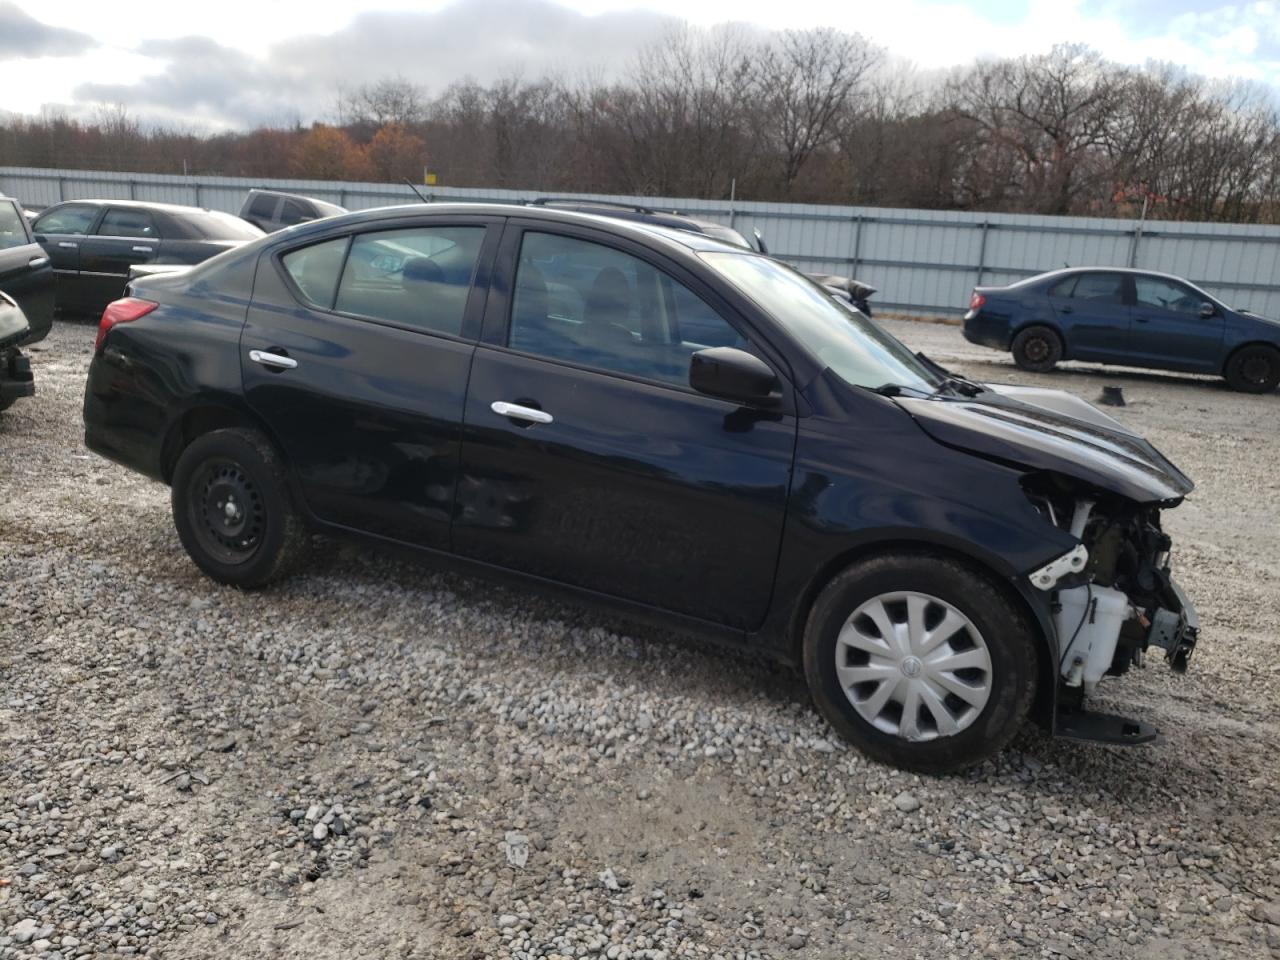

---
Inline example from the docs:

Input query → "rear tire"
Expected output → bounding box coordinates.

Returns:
[171,427,307,588]
[802,553,1038,774]
[1011,325,1063,372]
[1224,344,1280,393]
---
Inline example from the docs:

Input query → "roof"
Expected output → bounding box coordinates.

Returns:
[47,198,225,217]
[310,202,751,255]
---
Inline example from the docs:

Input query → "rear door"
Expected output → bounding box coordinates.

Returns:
[31,202,99,311]
[452,222,796,629]
[78,207,161,310]
[1129,274,1225,372]
[0,198,55,341]
[1047,271,1131,361]
[240,215,501,550]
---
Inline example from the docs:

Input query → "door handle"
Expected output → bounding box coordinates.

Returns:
[132,246,153,253]
[28,256,48,268]
[249,349,298,370]
[57,241,77,249]
[1135,316,1150,324]
[1059,305,1073,314]
[491,400,552,425]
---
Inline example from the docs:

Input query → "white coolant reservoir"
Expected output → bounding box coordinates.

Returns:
[1055,585,1131,694]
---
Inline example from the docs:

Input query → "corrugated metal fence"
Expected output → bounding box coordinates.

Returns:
[3,165,1279,317]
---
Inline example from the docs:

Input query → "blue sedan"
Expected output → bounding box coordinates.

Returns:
[963,267,1280,393]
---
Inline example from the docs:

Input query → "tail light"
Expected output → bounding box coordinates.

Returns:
[96,298,158,351]
[969,291,986,311]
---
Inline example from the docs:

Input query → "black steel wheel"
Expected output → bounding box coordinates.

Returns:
[171,427,307,587]
[1010,325,1064,373]
[1225,344,1280,394]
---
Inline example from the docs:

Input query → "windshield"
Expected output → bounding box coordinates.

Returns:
[701,252,941,393]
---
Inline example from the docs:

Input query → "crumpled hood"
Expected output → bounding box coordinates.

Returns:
[896,384,1194,504]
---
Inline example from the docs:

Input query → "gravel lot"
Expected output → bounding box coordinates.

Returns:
[2,317,1279,960]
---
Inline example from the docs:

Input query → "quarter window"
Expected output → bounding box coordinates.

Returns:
[282,237,349,308]
[509,231,746,386]
[1134,276,1201,314]
[334,226,486,336]
[33,204,97,236]
[98,209,158,239]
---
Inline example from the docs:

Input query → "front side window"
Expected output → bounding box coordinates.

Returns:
[281,237,349,308]
[97,209,158,239]
[1134,276,1202,314]
[509,231,746,386]
[0,201,29,250]
[33,204,97,236]
[334,226,486,336]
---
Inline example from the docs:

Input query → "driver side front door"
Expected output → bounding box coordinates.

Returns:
[1129,275,1225,372]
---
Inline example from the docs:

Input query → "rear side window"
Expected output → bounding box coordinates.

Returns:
[1069,273,1124,303]
[0,201,30,250]
[509,231,746,386]
[33,204,97,235]
[334,226,486,336]
[282,237,349,308]
[98,209,158,239]
[1047,276,1077,298]
[249,194,277,219]
[280,199,308,226]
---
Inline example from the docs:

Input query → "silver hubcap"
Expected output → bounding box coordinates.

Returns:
[835,591,993,742]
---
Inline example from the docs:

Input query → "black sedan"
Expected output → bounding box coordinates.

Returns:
[964,267,1280,392]
[30,199,263,317]
[83,204,1199,772]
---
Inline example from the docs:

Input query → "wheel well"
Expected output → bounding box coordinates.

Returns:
[1222,340,1280,376]
[1012,321,1064,345]
[161,404,272,482]
[787,541,1053,718]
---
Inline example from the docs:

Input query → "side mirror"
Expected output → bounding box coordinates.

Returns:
[690,347,779,406]
[1198,302,1215,318]
[752,228,769,255]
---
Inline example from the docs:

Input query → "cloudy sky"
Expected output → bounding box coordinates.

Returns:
[0,0,1275,129]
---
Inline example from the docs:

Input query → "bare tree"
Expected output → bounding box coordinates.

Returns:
[755,28,882,193]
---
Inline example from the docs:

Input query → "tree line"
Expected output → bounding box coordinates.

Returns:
[3,32,1279,224]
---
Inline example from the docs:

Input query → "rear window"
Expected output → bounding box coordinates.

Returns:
[0,200,30,250]
[98,208,159,239]
[181,210,265,241]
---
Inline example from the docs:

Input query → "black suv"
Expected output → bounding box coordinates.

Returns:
[83,204,1199,772]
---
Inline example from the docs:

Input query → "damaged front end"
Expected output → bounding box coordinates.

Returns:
[1023,472,1199,744]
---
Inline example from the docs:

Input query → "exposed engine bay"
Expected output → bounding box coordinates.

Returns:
[1023,472,1199,710]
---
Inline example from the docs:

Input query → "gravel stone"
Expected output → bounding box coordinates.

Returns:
[2,319,1279,960]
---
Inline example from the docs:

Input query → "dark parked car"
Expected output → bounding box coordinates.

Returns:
[0,194,55,409]
[83,204,1200,772]
[964,267,1280,392]
[31,199,263,317]
[527,198,878,314]
[240,189,347,233]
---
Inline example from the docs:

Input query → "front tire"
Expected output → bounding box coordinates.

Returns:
[1010,325,1063,372]
[171,427,307,588]
[802,553,1038,774]
[1224,344,1280,393]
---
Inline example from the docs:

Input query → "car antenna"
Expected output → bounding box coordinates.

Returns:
[403,178,431,204]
